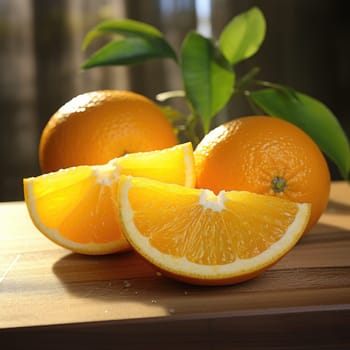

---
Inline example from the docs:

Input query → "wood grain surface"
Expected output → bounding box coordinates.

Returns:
[1,182,350,349]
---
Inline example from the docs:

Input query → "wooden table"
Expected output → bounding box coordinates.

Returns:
[1,182,350,349]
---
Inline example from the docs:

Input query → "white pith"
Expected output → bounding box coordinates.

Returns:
[182,143,196,187]
[199,189,226,211]
[93,163,120,187]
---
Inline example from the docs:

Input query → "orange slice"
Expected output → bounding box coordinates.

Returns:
[23,143,195,255]
[118,176,311,285]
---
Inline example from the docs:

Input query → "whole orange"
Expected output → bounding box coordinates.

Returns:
[39,90,178,173]
[194,116,330,232]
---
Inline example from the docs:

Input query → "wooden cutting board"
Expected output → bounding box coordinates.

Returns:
[1,182,350,348]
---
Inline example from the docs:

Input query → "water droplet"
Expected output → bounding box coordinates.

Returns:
[123,280,131,288]
[184,291,188,295]
[134,291,139,295]
[156,271,162,277]
[168,307,176,314]
[151,299,158,304]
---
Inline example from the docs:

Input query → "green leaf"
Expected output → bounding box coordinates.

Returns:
[83,37,174,68]
[82,19,176,68]
[219,7,266,65]
[181,32,235,133]
[250,88,350,180]
[83,19,165,48]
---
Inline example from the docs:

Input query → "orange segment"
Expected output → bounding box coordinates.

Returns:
[118,176,311,285]
[111,141,195,187]
[24,165,127,255]
[23,143,195,255]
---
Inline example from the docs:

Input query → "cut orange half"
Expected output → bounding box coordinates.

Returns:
[23,143,195,255]
[118,176,311,285]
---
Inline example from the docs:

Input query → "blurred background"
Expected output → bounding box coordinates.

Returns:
[0,0,349,201]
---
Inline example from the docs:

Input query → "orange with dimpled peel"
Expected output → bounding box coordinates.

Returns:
[39,90,178,173]
[194,116,330,233]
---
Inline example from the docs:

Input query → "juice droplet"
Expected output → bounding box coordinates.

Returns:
[123,280,131,288]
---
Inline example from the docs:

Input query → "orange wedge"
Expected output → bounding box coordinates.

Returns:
[23,143,195,255]
[118,176,311,285]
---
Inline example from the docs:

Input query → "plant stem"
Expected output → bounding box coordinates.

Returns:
[156,90,186,102]
[244,90,263,115]
[234,66,260,95]
[253,80,300,102]
[185,113,202,147]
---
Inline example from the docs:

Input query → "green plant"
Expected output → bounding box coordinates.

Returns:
[82,7,350,180]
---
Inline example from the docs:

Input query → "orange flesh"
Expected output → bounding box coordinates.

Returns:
[24,143,195,254]
[127,184,298,265]
[115,144,191,185]
[28,167,121,244]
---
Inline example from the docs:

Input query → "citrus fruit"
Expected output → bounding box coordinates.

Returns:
[39,90,177,173]
[24,143,195,255]
[194,116,330,233]
[118,176,311,286]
